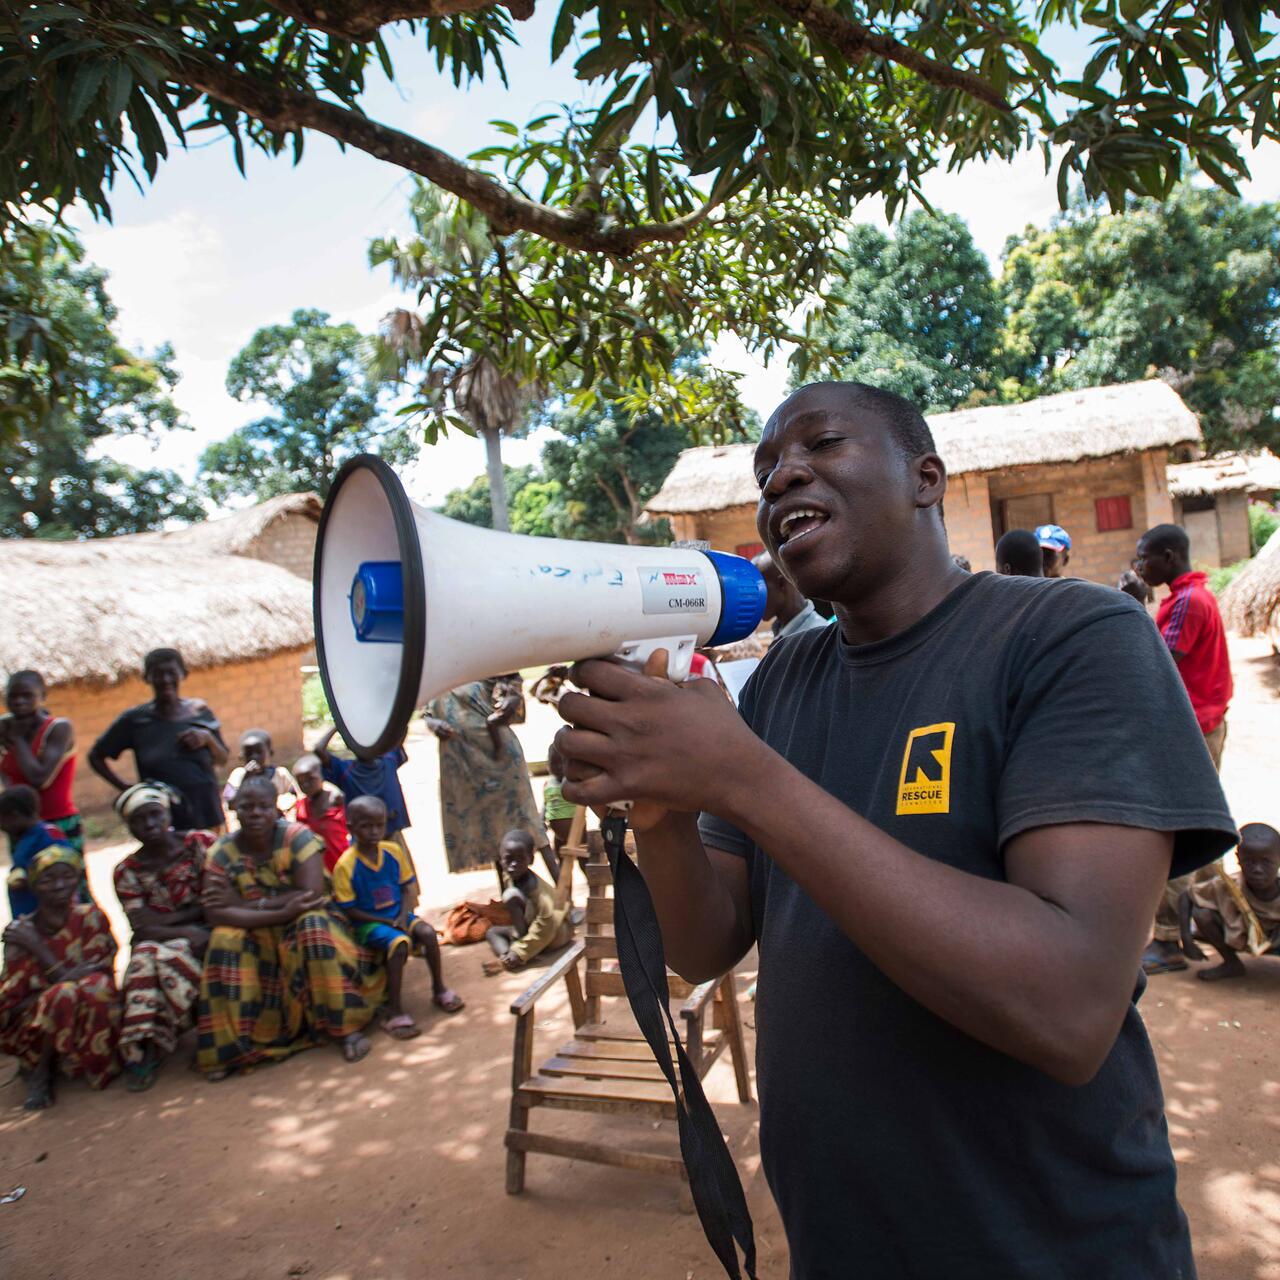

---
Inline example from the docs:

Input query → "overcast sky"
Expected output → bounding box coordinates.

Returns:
[75,12,1280,506]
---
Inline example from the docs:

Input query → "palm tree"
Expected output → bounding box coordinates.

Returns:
[370,185,539,532]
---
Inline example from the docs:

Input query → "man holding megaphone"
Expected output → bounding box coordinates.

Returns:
[553,382,1235,1280]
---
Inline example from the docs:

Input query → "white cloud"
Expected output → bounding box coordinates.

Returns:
[401,425,558,506]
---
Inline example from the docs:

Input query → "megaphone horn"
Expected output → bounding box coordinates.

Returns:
[314,455,766,758]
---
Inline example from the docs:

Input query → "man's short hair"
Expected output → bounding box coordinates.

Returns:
[1140,523,1190,558]
[995,529,1045,577]
[836,382,937,460]
[6,669,45,693]
[232,772,278,804]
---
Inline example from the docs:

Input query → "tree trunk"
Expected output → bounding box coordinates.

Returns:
[483,426,509,532]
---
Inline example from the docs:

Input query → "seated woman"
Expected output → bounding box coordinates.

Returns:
[113,782,215,1092]
[0,847,120,1110]
[196,773,383,1080]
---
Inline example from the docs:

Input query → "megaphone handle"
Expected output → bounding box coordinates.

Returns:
[611,635,698,684]
[603,633,698,815]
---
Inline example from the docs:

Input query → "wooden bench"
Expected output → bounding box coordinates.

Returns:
[504,824,752,1193]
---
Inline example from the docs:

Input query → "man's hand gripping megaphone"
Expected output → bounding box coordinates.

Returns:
[553,647,758,833]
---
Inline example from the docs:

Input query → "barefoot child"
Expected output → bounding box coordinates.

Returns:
[293,753,348,873]
[484,830,574,975]
[332,796,463,1036]
[1180,823,1280,981]
[222,730,300,818]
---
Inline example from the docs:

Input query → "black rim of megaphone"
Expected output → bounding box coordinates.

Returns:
[313,454,426,760]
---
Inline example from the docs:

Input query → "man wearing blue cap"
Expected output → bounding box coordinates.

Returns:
[1036,523,1072,577]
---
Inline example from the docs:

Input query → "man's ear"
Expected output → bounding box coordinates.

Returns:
[914,452,947,511]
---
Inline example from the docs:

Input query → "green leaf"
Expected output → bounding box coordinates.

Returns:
[551,1,577,62]
[105,62,133,119]
[67,60,107,123]
[645,148,663,218]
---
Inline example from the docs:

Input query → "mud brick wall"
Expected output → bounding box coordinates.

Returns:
[46,648,308,819]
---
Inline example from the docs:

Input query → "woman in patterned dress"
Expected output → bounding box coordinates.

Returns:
[112,782,214,1091]
[196,773,383,1080]
[0,847,120,1109]
[423,676,554,876]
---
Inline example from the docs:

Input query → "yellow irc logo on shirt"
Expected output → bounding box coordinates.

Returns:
[896,723,955,816]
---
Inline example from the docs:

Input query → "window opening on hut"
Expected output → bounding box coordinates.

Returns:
[992,493,1053,539]
[1179,495,1216,514]
[1094,495,1134,532]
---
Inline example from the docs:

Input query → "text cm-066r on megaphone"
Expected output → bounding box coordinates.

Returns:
[313,455,766,759]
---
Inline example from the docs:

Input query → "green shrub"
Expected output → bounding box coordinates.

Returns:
[1208,559,1249,595]
[1249,501,1279,554]
[302,672,331,727]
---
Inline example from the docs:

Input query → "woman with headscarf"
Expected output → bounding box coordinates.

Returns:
[423,675,555,878]
[89,647,229,832]
[196,772,383,1080]
[0,847,120,1109]
[113,782,215,1092]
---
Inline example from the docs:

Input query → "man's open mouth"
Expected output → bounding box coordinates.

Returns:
[778,507,830,549]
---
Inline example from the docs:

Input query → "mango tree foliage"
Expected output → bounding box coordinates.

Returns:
[997,184,1280,453]
[198,307,417,500]
[0,221,203,538]
[796,213,1005,411]
[5,0,1279,412]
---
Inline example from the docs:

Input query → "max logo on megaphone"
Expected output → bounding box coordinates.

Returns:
[313,456,766,760]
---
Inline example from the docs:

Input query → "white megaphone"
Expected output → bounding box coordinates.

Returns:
[313,455,767,758]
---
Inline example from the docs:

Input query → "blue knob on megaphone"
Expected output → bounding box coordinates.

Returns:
[704,550,767,646]
[350,561,405,643]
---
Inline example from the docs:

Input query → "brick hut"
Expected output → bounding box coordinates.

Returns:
[1167,450,1280,568]
[646,380,1204,585]
[0,495,321,816]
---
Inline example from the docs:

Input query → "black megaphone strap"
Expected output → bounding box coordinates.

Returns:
[600,814,757,1280]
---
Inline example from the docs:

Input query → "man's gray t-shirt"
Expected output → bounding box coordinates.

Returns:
[699,573,1235,1280]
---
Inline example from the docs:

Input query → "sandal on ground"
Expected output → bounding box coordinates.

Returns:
[380,1013,421,1041]
[23,1076,54,1111]
[125,1061,159,1093]
[341,1032,372,1064]
[1142,954,1188,975]
[433,989,465,1013]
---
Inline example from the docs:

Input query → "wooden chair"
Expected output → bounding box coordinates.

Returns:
[504,824,752,1193]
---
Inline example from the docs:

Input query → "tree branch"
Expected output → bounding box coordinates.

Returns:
[162,47,718,254]
[264,0,533,42]
[770,0,1012,114]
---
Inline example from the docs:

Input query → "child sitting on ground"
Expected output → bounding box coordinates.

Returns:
[542,743,577,856]
[332,796,464,1036]
[1179,822,1280,981]
[293,753,349,873]
[484,829,574,975]
[222,729,300,820]
[1,783,90,917]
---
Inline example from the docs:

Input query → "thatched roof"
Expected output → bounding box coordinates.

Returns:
[647,380,1202,516]
[133,491,322,556]
[1,503,317,688]
[1168,450,1280,498]
[1221,527,1280,637]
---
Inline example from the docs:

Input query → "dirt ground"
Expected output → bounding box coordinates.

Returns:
[1,636,1278,1280]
